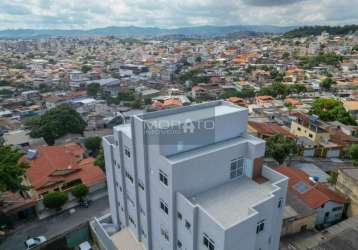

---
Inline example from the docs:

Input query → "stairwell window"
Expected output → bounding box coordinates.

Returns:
[159,170,168,186]
[124,146,131,158]
[203,233,215,250]
[230,158,244,179]
[160,226,169,241]
[160,199,169,214]
[256,220,265,234]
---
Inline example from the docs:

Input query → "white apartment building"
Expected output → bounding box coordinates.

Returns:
[100,101,288,250]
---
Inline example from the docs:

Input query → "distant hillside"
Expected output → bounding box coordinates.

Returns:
[0,25,295,39]
[284,25,358,38]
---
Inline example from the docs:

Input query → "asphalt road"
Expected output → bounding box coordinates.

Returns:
[0,197,109,250]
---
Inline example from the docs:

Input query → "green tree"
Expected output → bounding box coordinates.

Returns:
[144,97,152,105]
[29,105,87,145]
[71,184,89,201]
[86,83,100,97]
[321,78,335,90]
[84,137,102,156]
[130,98,143,109]
[310,98,356,125]
[265,134,298,164]
[43,191,68,210]
[95,147,105,170]
[81,65,92,73]
[328,171,339,185]
[0,145,29,192]
[349,144,358,166]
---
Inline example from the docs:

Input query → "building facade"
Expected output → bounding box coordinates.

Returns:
[102,101,288,250]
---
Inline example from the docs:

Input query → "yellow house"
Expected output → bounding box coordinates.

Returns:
[290,121,330,145]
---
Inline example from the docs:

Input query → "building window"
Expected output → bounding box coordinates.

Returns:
[332,207,343,212]
[159,170,168,186]
[177,212,182,220]
[309,133,313,138]
[297,127,301,131]
[160,199,169,214]
[129,216,136,227]
[230,158,244,179]
[140,206,146,216]
[141,228,147,238]
[256,220,265,234]
[138,180,145,191]
[160,227,169,241]
[124,146,131,158]
[278,198,283,208]
[185,220,191,230]
[125,171,133,183]
[177,240,182,248]
[127,195,135,207]
[203,233,215,250]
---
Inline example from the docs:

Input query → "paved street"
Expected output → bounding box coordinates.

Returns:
[0,197,109,250]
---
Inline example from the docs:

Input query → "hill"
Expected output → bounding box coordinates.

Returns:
[0,25,295,39]
[284,25,358,38]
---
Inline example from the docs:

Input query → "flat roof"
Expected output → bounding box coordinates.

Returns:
[137,101,245,123]
[166,135,260,163]
[189,177,275,229]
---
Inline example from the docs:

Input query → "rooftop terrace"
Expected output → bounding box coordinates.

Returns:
[189,176,277,229]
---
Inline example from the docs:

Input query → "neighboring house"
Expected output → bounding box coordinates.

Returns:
[328,127,358,157]
[290,113,341,158]
[281,190,316,236]
[276,166,347,227]
[227,97,246,106]
[336,168,358,217]
[98,101,288,250]
[255,95,275,107]
[3,130,46,150]
[22,143,106,213]
[248,121,296,140]
[343,100,358,119]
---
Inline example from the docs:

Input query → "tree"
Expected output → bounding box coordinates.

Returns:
[43,191,68,210]
[0,145,29,193]
[144,97,152,105]
[71,184,89,201]
[86,83,100,97]
[321,78,335,91]
[265,134,298,164]
[81,65,92,73]
[29,105,87,145]
[310,98,356,125]
[95,147,105,171]
[349,144,358,166]
[328,171,338,185]
[84,137,102,156]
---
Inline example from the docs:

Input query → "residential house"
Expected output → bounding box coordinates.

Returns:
[22,143,106,213]
[276,166,347,227]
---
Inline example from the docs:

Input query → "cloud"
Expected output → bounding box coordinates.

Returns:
[0,0,356,29]
[243,0,306,6]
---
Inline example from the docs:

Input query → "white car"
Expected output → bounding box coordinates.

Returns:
[78,241,92,250]
[24,236,47,249]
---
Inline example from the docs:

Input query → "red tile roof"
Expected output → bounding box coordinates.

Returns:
[23,143,105,191]
[249,122,296,139]
[276,166,347,209]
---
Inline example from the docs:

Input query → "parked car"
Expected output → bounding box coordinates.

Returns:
[24,236,47,249]
[78,241,92,250]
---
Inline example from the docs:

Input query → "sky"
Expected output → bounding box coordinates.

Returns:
[0,0,357,30]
